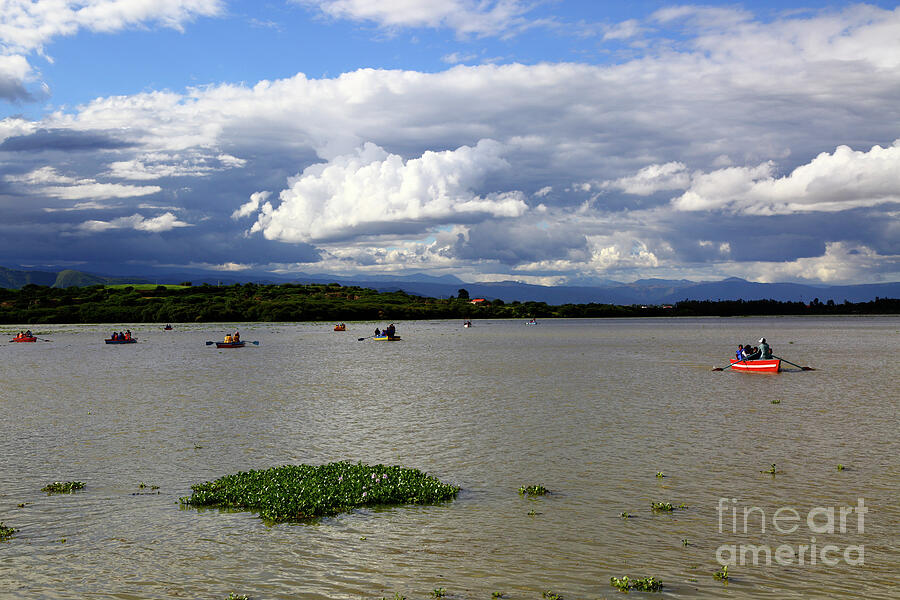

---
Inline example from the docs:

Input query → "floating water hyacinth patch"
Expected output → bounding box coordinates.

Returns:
[518,485,549,496]
[42,481,85,494]
[0,522,17,541]
[650,501,686,512]
[610,576,663,592]
[180,462,460,522]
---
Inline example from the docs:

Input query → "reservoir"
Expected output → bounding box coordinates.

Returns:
[1,316,897,599]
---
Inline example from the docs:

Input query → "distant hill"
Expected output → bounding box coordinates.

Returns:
[0,265,897,304]
[0,266,150,289]
[0,266,59,288]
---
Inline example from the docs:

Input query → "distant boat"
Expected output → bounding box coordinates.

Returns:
[215,341,245,348]
[10,335,37,342]
[525,320,538,326]
[372,335,401,341]
[164,325,173,330]
[334,324,346,331]
[105,338,137,344]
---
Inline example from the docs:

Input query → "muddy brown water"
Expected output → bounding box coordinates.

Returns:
[1,317,897,599]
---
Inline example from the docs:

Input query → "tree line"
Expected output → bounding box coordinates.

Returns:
[0,282,897,324]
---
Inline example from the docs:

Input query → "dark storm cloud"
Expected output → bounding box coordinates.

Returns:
[0,129,135,152]
[0,76,33,102]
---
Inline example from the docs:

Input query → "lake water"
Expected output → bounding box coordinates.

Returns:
[1,317,898,599]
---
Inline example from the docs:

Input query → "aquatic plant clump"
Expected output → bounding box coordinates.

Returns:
[180,462,460,522]
[518,485,549,496]
[0,522,17,541]
[610,576,663,592]
[41,481,85,494]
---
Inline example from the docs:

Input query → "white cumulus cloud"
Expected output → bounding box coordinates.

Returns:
[0,0,222,100]
[248,139,527,243]
[78,211,191,232]
[297,0,537,37]
[672,142,900,214]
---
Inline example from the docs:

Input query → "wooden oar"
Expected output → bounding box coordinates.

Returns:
[712,361,738,371]
[772,355,814,371]
[358,335,375,341]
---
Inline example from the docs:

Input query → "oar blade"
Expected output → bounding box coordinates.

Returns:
[251,341,259,345]
[205,341,214,345]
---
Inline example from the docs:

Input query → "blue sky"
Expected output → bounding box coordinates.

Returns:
[1,1,899,284]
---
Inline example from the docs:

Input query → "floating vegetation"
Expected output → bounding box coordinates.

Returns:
[837,464,845,471]
[620,512,633,519]
[713,565,729,581]
[655,472,665,478]
[42,481,85,494]
[610,576,663,592]
[226,594,251,600]
[527,509,540,516]
[650,502,686,512]
[492,592,504,599]
[770,399,781,404]
[430,588,446,598]
[0,522,17,541]
[180,461,460,522]
[760,463,782,474]
[138,482,160,490]
[542,591,562,600]
[518,485,549,496]
[682,539,690,546]
[380,594,406,600]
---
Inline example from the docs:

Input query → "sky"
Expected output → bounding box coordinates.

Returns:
[1,1,899,285]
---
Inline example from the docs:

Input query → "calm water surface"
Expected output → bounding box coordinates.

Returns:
[1,317,898,599]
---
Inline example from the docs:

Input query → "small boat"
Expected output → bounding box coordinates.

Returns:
[215,341,245,348]
[334,324,346,331]
[11,336,37,342]
[164,325,173,330]
[463,321,472,328]
[372,335,401,341]
[729,358,781,373]
[105,338,137,344]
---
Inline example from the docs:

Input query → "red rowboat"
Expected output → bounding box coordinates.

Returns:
[11,336,37,342]
[105,338,137,344]
[730,358,781,373]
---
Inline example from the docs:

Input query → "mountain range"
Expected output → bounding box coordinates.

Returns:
[1,266,897,305]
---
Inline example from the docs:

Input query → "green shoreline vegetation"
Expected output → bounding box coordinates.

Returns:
[0,282,897,324]
[180,462,460,522]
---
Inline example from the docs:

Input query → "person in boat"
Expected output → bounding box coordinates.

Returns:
[374,327,381,337]
[386,323,396,337]
[233,331,240,342]
[736,344,744,360]
[743,344,761,360]
[25,330,32,337]
[224,334,233,343]
[758,337,772,359]
[124,330,131,340]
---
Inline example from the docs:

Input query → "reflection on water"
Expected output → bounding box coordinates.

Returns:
[1,317,898,599]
